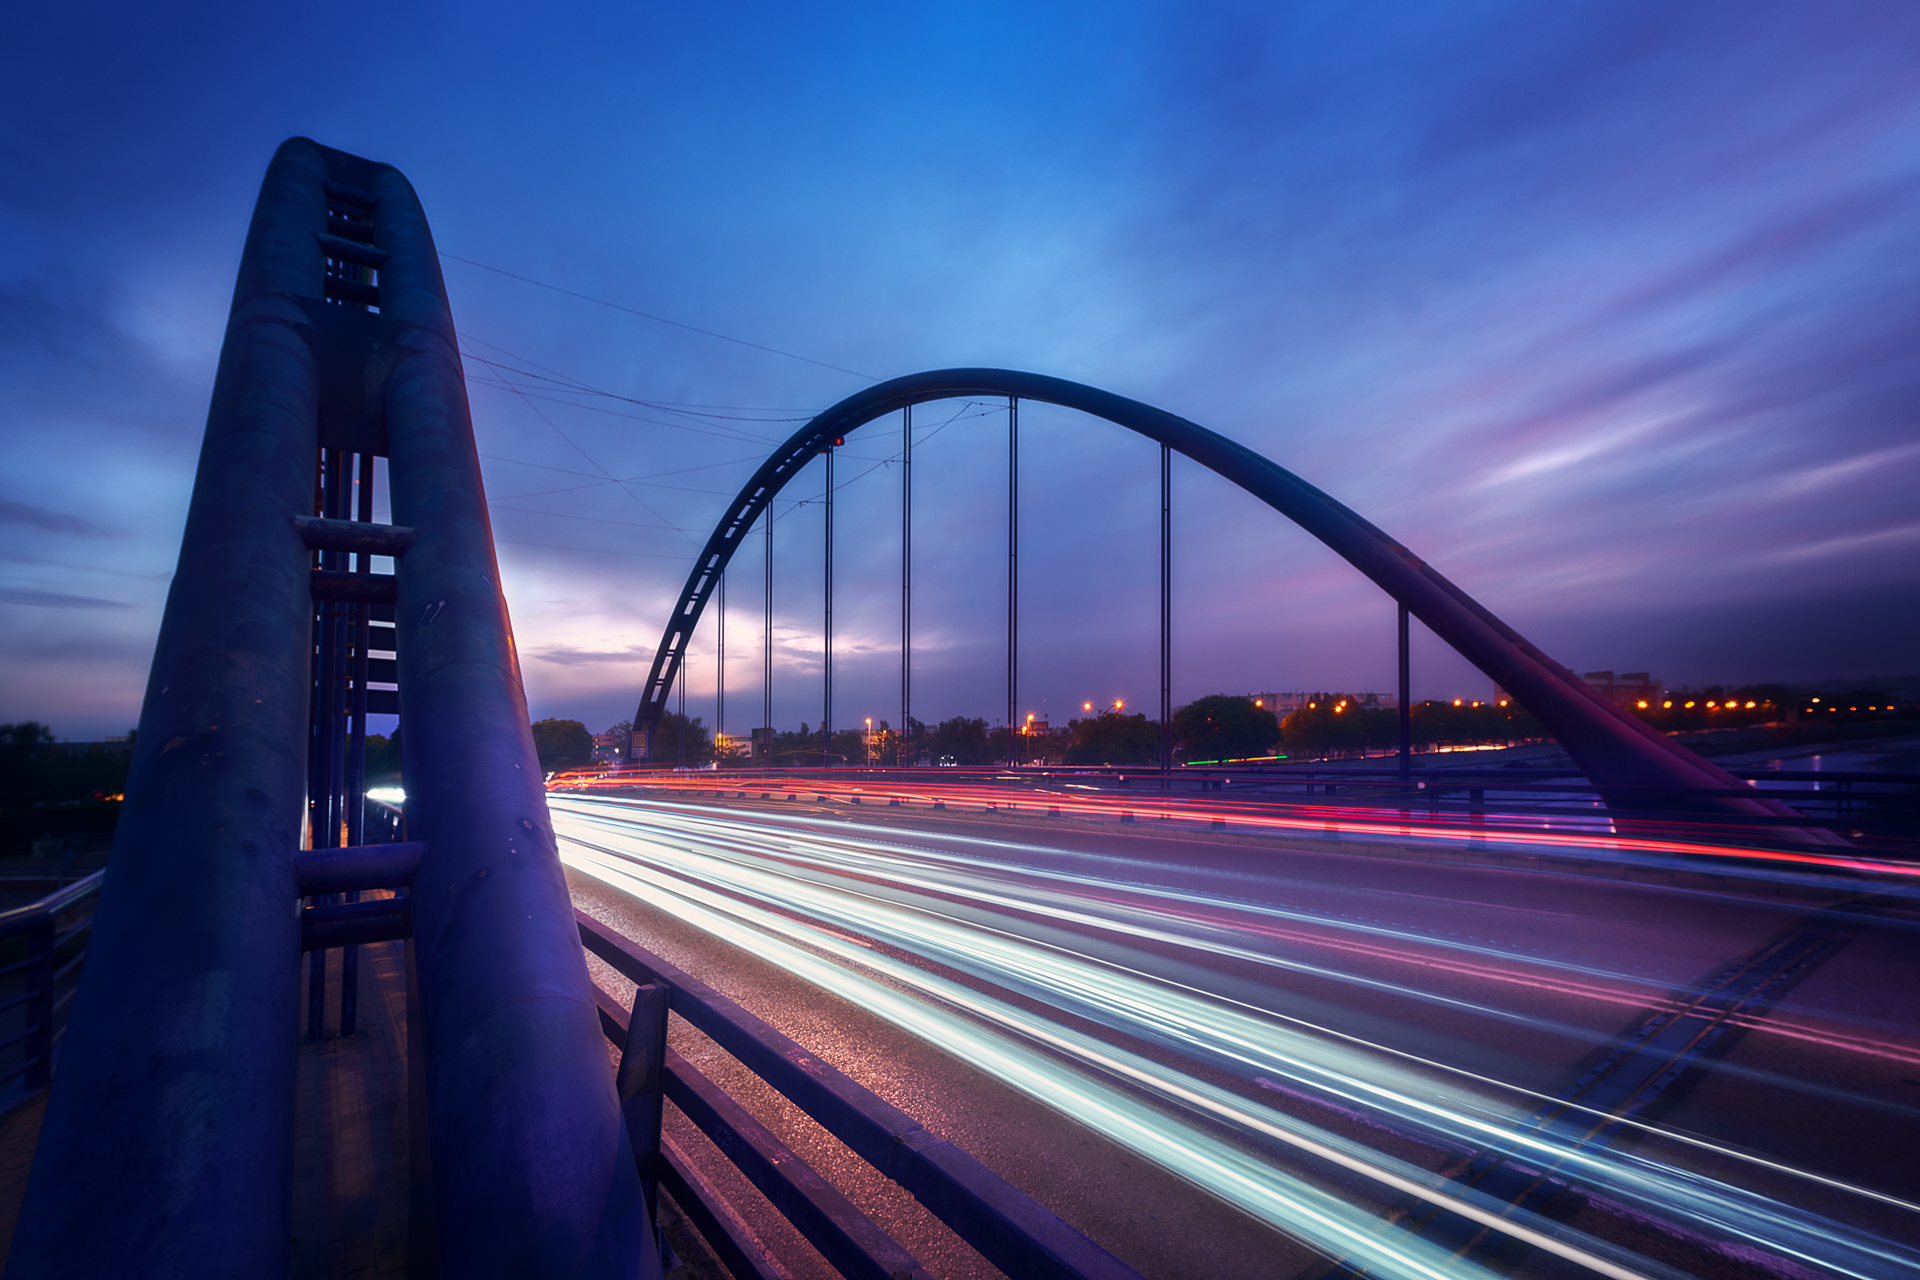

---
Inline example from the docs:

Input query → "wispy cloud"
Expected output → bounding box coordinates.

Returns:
[0,497,119,537]
[531,645,654,667]
[0,586,131,609]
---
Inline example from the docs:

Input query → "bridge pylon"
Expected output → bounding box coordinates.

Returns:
[10,139,657,1279]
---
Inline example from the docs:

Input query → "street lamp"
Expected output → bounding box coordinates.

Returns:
[865,717,873,766]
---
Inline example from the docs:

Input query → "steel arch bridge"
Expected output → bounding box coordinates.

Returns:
[634,368,1796,823]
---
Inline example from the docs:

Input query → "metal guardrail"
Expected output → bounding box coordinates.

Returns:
[0,871,102,1109]
[577,910,1146,1280]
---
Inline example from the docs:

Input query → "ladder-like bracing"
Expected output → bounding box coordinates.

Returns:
[11,139,656,1278]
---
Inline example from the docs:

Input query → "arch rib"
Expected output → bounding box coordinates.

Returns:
[635,368,1796,823]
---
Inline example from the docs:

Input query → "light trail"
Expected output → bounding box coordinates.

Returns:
[553,793,1920,1279]
[551,770,1920,882]
[555,795,1920,1213]
[562,838,1663,1280]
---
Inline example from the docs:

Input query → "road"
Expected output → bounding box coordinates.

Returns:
[553,787,1920,1280]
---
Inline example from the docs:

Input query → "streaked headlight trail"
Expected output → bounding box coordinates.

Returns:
[552,791,1920,1280]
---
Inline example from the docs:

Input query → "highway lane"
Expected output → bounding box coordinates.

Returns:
[553,789,1920,1280]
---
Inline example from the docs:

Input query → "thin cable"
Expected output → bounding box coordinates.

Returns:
[442,252,879,381]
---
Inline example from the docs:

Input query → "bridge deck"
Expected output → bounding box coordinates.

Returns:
[291,933,413,1278]
[0,924,417,1277]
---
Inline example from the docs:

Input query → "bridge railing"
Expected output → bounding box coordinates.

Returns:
[577,909,1146,1280]
[0,872,102,1112]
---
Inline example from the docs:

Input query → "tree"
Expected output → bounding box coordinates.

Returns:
[652,711,714,767]
[363,731,402,783]
[530,718,594,771]
[1280,693,1393,759]
[1064,711,1160,765]
[925,716,993,766]
[1173,695,1280,763]
[0,723,56,809]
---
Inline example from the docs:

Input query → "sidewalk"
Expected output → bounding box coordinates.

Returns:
[0,916,415,1277]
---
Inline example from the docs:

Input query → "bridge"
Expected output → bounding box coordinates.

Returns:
[2,141,1915,1280]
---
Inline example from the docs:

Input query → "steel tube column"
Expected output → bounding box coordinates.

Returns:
[12,138,326,1278]
[373,163,653,1276]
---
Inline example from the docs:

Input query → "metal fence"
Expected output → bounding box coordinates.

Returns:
[0,872,102,1111]
[577,910,1145,1280]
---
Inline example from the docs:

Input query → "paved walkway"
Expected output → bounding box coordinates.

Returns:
[292,925,414,1279]
[0,915,415,1277]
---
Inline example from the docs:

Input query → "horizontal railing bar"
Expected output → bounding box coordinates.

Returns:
[0,1023,41,1054]
[54,919,94,950]
[594,987,926,1280]
[0,871,104,934]
[577,913,1144,1280]
[658,1135,786,1280]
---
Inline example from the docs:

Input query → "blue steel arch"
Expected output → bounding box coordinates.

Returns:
[637,368,1790,820]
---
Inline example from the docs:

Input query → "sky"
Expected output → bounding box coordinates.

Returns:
[3,1,1918,742]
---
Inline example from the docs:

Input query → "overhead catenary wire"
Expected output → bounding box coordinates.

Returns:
[442,251,881,381]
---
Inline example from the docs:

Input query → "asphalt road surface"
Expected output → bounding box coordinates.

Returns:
[555,787,1920,1280]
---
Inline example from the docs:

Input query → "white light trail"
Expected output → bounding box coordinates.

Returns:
[553,794,1920,1280]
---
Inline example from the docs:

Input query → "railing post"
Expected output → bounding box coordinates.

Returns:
[617,983,670,1229]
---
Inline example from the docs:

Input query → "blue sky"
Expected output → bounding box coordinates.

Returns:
[3,1,1917,740]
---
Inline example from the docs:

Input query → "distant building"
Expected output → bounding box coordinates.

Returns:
[592,726,629,766]
[1251,691,1397,715]
[1253,692,1310,715]
[1580,670,1663,708]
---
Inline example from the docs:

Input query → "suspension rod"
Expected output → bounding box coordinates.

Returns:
[1008,397,1018,769]
[823,445,833,767]
[764,511,772,759]
[1160,443,1171,775]
[901,405,911,767]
